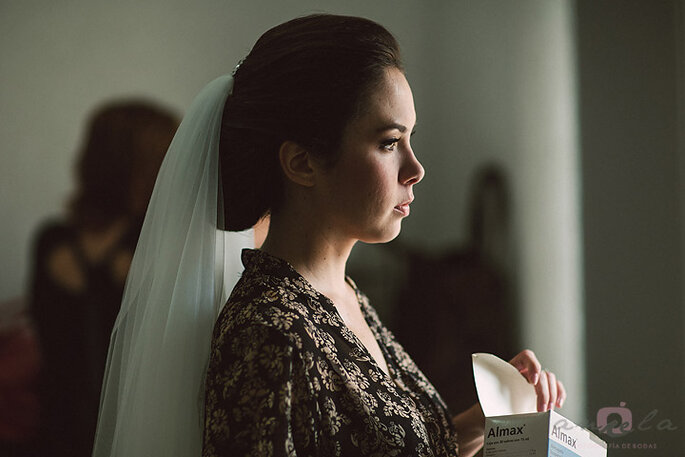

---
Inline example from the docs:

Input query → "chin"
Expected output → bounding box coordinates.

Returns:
[359,222,402,244]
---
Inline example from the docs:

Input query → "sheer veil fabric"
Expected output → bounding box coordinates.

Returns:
[93,75,253,457]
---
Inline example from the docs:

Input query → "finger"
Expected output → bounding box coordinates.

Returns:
[556,380,567,408]
[546,371,558,411]
[510,349,542,385]
[535,370,550,412]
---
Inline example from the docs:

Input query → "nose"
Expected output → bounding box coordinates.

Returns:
[400,146,425,185]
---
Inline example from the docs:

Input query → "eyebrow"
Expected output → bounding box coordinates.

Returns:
[375,121,417,134]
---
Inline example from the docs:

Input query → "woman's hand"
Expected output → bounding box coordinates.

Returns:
[509,349,566,412]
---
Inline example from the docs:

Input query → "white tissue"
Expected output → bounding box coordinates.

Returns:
[472,353,537,417]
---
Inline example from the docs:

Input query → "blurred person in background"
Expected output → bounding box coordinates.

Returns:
[27,101,178,457]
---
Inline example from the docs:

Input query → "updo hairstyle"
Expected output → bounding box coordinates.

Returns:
[220,14,403,231]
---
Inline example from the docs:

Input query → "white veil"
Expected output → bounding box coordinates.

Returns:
[92,75,253,457]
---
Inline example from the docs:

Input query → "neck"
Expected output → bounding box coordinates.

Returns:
[260,210,356,298]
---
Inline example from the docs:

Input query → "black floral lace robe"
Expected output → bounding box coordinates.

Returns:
[202,249,459,456]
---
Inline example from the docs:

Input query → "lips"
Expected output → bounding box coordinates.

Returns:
[394,198,413,217]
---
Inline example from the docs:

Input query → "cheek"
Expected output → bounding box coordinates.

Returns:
[351,163,394,208]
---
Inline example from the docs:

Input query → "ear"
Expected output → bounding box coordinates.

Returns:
[278,140,316,187]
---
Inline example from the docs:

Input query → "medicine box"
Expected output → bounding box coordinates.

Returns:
[484,405,606,456]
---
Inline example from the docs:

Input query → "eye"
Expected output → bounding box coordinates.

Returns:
[380,137,400,151]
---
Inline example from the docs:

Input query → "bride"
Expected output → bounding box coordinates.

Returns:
[94,14,564,457]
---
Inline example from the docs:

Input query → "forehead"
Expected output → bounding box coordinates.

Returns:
[352,67,416,133]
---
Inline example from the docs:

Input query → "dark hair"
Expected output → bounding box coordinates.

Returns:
[70,101,178,230]
[220,14,403,231]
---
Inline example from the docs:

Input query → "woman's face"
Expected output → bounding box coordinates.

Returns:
[315,67,424,244]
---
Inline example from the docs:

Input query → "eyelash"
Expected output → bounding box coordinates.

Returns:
[380,130,416,152]
[381,138,400,151]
